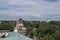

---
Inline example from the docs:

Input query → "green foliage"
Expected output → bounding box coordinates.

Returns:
[25,21,60,40]
[53,32,60,40]
[0,21,15,31]
[0,20,60,40]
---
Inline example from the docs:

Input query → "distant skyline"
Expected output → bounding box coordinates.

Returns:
[0,0,60,21]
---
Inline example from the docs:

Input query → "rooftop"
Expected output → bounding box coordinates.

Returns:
[0,30,10,33]
[0,32,32,40]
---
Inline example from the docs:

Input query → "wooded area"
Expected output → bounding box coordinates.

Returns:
[0,20,60,40]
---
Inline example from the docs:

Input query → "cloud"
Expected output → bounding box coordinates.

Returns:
[44,0,60,2]
[44,0,57,2]
[0,0,60,21]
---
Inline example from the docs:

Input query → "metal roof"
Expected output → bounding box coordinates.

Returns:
[0,32,32,40]
[0,30,10,33]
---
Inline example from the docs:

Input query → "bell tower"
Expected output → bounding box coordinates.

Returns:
[16,19,19,29]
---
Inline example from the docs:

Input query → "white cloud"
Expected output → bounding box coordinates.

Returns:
[0,0,60,20]
[32,14,40,18]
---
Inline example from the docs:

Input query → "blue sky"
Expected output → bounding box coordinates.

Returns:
[0,0,60,21]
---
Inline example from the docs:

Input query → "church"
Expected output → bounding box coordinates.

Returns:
[14,18,27,35]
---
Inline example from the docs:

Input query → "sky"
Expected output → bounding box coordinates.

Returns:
[0,0,60,21]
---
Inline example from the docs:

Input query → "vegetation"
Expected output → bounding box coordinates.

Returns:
[0,20,60,40]
[0,21,15,31]
[24,21,60,40]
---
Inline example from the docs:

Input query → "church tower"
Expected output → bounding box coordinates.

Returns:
[16,19,19,29]
[14,18,19,32]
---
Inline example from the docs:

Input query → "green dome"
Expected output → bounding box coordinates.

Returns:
[0,32,32,40]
